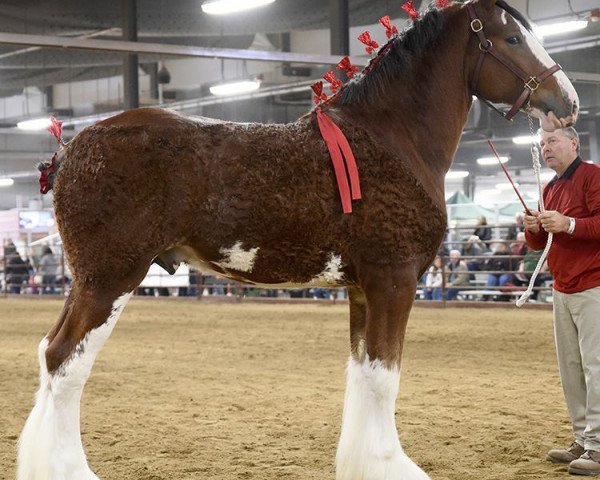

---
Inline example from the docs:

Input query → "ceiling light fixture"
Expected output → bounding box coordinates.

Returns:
[477,156,509,166]
[209,79,261,96]
[512,134,540,145]
[445,170,469,180]
[534,20,588,38]
[0,178,14,187]
[17,117,52,131]
[201,0,276,15]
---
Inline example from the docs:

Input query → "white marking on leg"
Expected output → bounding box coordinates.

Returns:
[336,355,430,480]
[313,253,344,284]
[216,241,259,272]
[18,292,132,480]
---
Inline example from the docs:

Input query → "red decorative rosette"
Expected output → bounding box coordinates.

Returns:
[402,1,420,20]
[436,0,450,8]
[323,70,344,94]
[358,31,379,55]
[47,116,63,145]
[336,56,360,79]
[311,81,328,104]
[378,16,398,38]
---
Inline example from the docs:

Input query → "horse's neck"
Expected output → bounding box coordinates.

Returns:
[334,15,471,210]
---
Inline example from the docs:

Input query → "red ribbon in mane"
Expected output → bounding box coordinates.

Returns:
[402,1,420,20]
[358,31,379,55]
[316,108,361,214]
[47,116,63,145]
[336,56,360,79]
[379,16,398,38]
[436,0,450,8]
[311,81,328,104]
[323,70,344,94]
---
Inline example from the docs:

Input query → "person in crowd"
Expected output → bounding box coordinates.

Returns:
[461,234,489,272]
[514,249,551,301]
[507,212,525,240]
[473,215,492,244]
[423,255,443,300]
[3,242,29,294]
[484,242,515,289]
[445,250,470,300]
[524,127,600,474]
[509,231,528,258]
[37,246,58,294]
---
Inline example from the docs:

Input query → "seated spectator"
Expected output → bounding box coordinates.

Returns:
[423,255,443,301]
[509,231,528,258]
[462,234,489,272]
[446,250,470,301]
[514,249,552,300]
[484,242,516,290]
[506,212,525,240]
[473,215,492,245]
[4,242,29,294]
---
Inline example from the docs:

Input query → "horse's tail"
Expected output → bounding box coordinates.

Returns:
[38,116,65,194]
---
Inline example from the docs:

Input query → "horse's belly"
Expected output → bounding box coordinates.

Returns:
[170,245,347,288]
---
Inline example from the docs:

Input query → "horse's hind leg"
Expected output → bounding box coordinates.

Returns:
[336,265,430,480]
[17,280,137,480]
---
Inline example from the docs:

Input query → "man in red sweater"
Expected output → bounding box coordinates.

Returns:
[524,126,600,475]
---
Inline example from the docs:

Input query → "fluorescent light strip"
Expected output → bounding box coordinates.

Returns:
[202,0,276,15]
[534,20,588,38]
[0,178,14,187]
[477,156,509,166]
[17,117,52,131]
[446,170,469,180]
[512,134,540,145]
[209,79,261,96]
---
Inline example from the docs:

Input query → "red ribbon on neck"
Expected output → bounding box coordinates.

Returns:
[436,0,450,8]
[316,108,361,213]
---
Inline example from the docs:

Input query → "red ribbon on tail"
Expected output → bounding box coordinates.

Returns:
[316,108,361,214]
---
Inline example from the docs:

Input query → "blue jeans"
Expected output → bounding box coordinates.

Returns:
[424,288,442,300]
[486,274,512,287]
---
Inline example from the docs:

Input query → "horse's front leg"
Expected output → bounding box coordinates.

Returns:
[336,264,430,480]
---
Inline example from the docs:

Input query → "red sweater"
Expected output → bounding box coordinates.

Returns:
[525,158,600,294]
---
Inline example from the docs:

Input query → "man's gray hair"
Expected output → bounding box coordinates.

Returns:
[538,126,580,155]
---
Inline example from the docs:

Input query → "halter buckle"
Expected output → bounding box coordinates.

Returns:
[470,18,483,33]
[525,76,541,92]
[478,39,492,52]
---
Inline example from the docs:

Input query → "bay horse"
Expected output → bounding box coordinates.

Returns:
[18,1,578,479]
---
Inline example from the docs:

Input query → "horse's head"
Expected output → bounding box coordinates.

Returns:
[465,0,578,131]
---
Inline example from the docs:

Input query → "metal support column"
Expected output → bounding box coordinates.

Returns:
[122,0,139,109]
[589,119,600,164]
[329,0,349,56]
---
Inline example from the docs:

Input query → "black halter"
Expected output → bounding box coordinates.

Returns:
[466,3,562,121]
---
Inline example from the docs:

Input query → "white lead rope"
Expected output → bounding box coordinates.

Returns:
[516,142,553,307]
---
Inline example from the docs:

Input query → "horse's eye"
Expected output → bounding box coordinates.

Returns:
[506,35,521,45]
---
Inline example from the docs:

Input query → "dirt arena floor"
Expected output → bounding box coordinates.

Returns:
[0,297,576,480]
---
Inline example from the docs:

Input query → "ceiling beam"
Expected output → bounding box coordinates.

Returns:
[0,32,367,67]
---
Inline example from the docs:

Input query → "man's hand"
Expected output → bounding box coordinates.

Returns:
[539,211,570,233]
[524,210,541,234]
